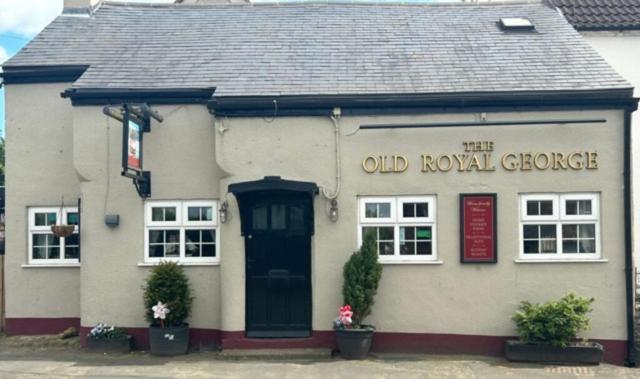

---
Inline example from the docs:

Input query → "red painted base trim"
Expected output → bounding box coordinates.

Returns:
[5,318,80,336]
[7,320,628,366]
[79,326,222,351]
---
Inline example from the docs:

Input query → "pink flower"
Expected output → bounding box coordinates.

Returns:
[338,304,354,327]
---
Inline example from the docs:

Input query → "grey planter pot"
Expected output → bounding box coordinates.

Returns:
[336,327,375,360]
[149,324,189,356]
[86,336,132,354]
[505,340,604,365]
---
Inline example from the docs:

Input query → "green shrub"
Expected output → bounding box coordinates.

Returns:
[143,261,193,327]
[342,231,383,327]
[512,292,594,347]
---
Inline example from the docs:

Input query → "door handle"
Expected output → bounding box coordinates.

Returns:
[247,234,253,239]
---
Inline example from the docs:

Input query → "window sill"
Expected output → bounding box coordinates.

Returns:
[137,262,220,267]
[379,260,443,265]
[514,259,608,264]
[21,263,80,268]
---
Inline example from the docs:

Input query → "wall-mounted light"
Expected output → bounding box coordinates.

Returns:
[329,199,339,222]
[219,200,229,223]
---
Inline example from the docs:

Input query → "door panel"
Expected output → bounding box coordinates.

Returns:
[245,193,312,338]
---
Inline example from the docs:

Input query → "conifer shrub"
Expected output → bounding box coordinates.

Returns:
[512,292,594,347]
[342,231,383,327]
[143,261,193,327]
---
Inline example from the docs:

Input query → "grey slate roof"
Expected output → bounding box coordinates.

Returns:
[546,0,640,31]
[2,1,632,97]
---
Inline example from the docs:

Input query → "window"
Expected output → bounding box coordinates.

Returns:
[519,193,600,260]
[358,196,437,262]
[145,200,219,263]
[28,207,79,264]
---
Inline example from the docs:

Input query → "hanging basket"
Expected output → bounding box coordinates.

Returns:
[51,225,76,238]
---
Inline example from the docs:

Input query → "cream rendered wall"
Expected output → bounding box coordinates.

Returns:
[72,105,223,329]
[216,109,626,340]
[4,83,81,318]
[582,31,640,267]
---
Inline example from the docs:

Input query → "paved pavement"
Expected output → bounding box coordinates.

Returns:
[0,348,637,379]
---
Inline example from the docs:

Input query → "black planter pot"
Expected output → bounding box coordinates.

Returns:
[505,340,604,365]
[149,324,189,356]
[86,336,132,354]
[336,327,375,360]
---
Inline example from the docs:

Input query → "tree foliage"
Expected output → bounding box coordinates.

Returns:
[342,231,383,327]
[143,261,193,327]
[512,292,594,347]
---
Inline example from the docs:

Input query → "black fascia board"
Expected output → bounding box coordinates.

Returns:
[62,87,216,106]
[0,65,89,84]
[209,88,636,117]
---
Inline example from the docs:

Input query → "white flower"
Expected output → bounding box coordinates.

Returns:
[164,333,174,341]
[152,301,170,320]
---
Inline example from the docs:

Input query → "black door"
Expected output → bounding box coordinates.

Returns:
[244,193,312,338]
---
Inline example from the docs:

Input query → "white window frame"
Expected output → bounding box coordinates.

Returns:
[519,193,601,261]
[144,200,219,264]
[358,196,437,263]
[28,206,79,265]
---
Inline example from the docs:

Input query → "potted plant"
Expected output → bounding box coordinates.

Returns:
[505,292,604,364]
[334,231,383,359]
[85,323,132,354]
[143,261,193,356]
[51,197,76,238]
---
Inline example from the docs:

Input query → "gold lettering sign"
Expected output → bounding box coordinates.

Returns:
[363,142,598,174]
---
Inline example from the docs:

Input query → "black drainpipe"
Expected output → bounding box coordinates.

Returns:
[624,100,639,367]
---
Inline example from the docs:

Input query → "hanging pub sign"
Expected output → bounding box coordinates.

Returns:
[103,103,163,198]
[460,193,497,263]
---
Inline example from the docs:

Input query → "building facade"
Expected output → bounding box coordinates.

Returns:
[1,1,637,365]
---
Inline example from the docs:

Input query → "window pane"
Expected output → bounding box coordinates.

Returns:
[400,241,415,255]
[201,229,215,243]
[152,207,164,222]
[165,207,177,222]
[565,200,578,215]
[290,206,305,232]
[32,247,46,259]
[378,226,394,240]
[149,245,164,258]
[165,230,180,244]
[188,207,200,221]
[365,203,377,218]
[402,226,415,240]
[523,225,538,239]
[379,241,394,255]
[185,242,199,257]
[402,203,414,218]
[272,204,287,230]
[164,243,179,257]
[579,240,596,253]
[65,246,79,259]
[540,201,553,215]
[416,227,431,240]
[149,230,163,243]
[579,224,595,238]
[524,240,538,254]
[252,206,268,230]
[563,240,578,253]
[540,225,556,238]
[562,224,577,238]
[67,212,79,225]
[33,234,49,246]
[48,247,60,259]
[416,241,432,255]
[416,203,428,218]
[185,230,200,244]
[579,200,592,215]
[526,201,538,216]
[540,240,556,253]
[201,244,215,257]
[379,203,391,218]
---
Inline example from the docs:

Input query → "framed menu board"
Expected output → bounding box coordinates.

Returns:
[460,193,497,263]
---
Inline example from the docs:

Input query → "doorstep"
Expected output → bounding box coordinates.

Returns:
[221,332,336,350]
[219,348,332,360]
